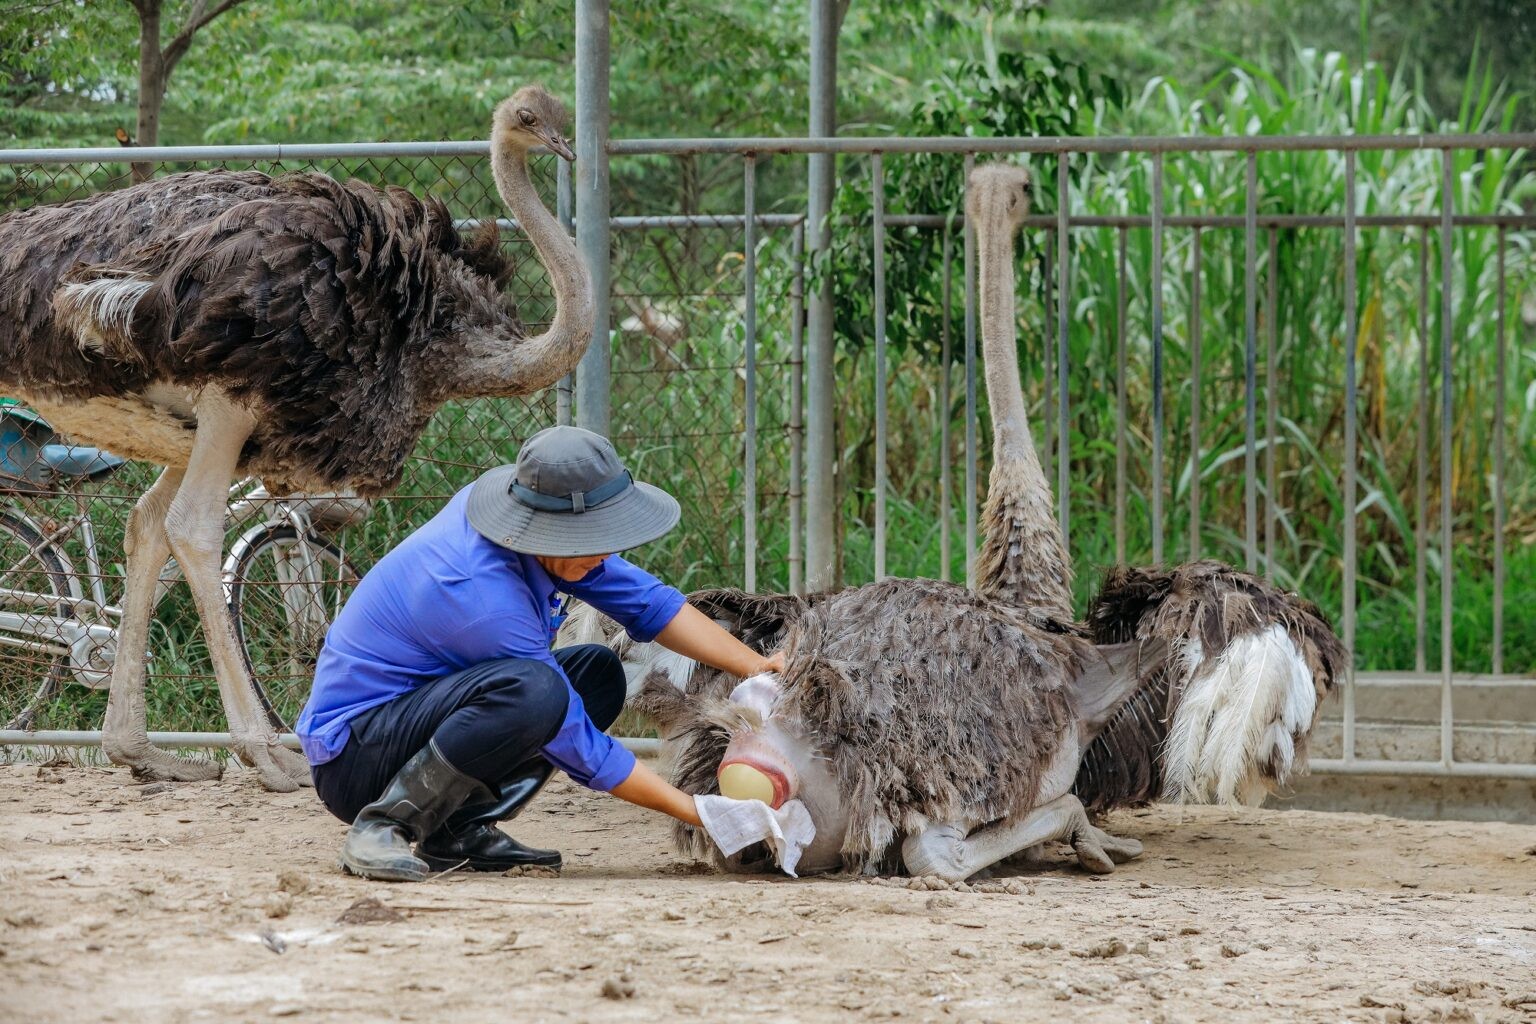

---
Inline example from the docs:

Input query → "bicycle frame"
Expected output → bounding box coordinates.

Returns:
[0,477,338,690]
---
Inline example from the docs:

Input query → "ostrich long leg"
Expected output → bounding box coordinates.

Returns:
[101,466,222,781]
[164,390,311,792]
[900,794,1142,883]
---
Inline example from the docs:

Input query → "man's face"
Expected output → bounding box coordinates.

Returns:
[536,553,612,581]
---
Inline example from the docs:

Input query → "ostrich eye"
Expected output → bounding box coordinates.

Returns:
[518,109,538,127]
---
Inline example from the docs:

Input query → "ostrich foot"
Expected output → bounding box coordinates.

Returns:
[1069,822,1142,874]
[232,735,313,792]
[901,795,1131,884]
[106,742,224,783]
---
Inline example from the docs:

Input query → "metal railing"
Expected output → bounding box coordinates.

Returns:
[1,131,1532,783]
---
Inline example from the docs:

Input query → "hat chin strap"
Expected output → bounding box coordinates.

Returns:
[510,469,633,514]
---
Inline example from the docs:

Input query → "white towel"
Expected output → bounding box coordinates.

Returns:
[694,795,817,877]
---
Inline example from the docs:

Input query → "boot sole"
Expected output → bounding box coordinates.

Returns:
[418,853,562,874]
[339,857,429,883]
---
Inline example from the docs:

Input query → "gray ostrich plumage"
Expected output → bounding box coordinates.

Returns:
[0,86,590,791]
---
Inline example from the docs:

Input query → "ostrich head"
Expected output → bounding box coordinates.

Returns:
[965,162,1032,230]
[493,85,575,161]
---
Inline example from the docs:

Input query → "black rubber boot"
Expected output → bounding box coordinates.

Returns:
[338,741,489,882]
[417,760,562,872]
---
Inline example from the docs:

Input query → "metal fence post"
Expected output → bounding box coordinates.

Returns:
[804,0,839,592]
[556,160,575,427]
[1343,149,1358,763]
[872,152,888,580]
[742,155,759,592]
[574,0,612,436]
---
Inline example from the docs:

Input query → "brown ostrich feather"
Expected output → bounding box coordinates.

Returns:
[0,169,516,495]
[635,579,1084,875]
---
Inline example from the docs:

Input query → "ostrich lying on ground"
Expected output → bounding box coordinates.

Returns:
[0,86,588,792]
[585,163,1345,882]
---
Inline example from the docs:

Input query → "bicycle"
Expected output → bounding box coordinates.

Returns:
[0,403,366,734]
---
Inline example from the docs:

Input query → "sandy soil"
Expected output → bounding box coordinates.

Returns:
[2,761,1534,1024]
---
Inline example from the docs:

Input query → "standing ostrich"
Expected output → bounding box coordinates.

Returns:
[604,163,1345,881]
[0,86,588,792]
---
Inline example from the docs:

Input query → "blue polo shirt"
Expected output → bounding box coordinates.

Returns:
[295,486,686,791]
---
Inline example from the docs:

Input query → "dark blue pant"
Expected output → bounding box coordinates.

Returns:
[313,644,625,824]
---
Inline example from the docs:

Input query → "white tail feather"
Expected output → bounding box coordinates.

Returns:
[1160,624,1316,806]
[53,277,153,359]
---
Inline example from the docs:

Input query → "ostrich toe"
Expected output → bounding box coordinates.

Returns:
[114,746,224,784]
[235,737,311,792]
[1071,821,1142,874]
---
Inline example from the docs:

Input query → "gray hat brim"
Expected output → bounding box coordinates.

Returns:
[465,463,681,557]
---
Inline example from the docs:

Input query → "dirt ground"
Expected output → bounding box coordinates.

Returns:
[2,762,1534,1024]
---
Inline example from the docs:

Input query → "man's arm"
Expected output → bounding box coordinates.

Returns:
[654,602,785,678]
[608,759,703,826]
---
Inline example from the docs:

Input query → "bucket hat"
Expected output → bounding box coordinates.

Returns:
[466,426,680,556]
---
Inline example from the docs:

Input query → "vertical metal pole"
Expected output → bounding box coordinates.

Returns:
[1415,230,1430,674]
[1439,150,1455,766]
[1043,232,1054,479]
[556,160,575,426]
[1115,226,1128,565]
[1056,153,1070,553]
[939,227,953,582]
[1150,153,1165,564]
[1189,227,1202,561]
[872,153,888,580]
[963,153,978,588]
[788,222,806,596]
[804,0,838,591]
[574,0,611,436]
[1342,150,1358,763]
[742,156,759,592]
[1243,151,1259,572]
[1264,227,1278,579]
[1493,227,1506,675]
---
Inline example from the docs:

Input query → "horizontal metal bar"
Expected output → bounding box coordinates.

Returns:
[1351,670,1535,687]
[884,213,1536,229]
[0,141,498,164]
[608,132,1536,156]
[0,729,662,756]
[5,131,1531,166]
[1307,758,1536,780]
[455,214,807,232]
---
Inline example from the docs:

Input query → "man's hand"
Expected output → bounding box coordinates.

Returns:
[754,649,786,675]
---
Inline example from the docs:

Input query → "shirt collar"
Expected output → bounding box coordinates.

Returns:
[518,551,557,602]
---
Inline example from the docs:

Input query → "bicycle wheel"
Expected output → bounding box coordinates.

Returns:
[228,523,359,732]
[0,508,73,730]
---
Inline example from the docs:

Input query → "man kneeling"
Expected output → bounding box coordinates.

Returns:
[297,427,782,881]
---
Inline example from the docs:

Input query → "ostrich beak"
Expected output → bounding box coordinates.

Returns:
[545,134,576,162]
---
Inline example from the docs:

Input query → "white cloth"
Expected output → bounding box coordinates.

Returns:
[694,795,816,877]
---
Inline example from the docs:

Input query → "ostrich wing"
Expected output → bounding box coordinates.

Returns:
[52,174,507,494]
[0,169,277,399]
[1074,560,1346,812]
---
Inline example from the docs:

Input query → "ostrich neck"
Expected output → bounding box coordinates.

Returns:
[449,144,593,398]
[974,214,1074,620]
